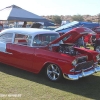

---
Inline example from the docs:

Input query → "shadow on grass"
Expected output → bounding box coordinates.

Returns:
[0,63,100,100]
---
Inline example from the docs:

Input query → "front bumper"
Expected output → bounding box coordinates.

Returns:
[63,66,100,80]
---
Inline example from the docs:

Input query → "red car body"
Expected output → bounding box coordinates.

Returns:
[82,27,100,44]
[58,27,95,44]
[0,27,100,81]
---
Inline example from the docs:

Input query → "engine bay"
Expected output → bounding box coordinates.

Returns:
[58,43,79,56]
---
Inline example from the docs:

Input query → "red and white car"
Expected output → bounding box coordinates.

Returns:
[0,27,100,81]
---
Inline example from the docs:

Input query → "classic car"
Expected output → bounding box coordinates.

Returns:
[0,27,100,82]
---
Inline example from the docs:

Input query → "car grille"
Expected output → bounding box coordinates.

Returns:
[75,61,93,72]
[77,56,87,63]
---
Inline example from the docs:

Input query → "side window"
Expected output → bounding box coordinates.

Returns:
[32,33,60,46]
[14,34,32,46]
[0,33,13,43]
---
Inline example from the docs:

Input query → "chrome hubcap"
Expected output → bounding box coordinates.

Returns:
[47,64,60,81]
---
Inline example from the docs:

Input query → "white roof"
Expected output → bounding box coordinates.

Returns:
[1,28,58,36]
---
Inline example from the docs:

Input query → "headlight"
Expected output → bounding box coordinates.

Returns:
[72,59,77,66]
[85,55,88,60]
[96,54,100,61]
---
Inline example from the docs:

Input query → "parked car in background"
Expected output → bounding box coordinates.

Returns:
[0,27,100,81]
[86,27,100,44]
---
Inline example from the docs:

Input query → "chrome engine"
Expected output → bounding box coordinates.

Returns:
[58,43,78,56]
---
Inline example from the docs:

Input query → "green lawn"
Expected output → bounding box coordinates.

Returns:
[0,46,100,100]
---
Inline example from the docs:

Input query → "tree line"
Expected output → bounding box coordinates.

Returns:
[43,14,100,25]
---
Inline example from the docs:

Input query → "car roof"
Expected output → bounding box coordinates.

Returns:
[1,28,58,36]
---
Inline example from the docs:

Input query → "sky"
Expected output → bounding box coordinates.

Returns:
[0,0,100,16]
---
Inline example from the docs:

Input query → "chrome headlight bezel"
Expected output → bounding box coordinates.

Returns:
[72,59,77,66]
[96,54,100,61]
[85,55,88,60]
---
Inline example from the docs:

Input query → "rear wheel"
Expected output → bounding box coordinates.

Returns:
[45,63,62,82]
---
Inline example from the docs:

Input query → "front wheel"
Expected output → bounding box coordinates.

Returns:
[45,63,62,82]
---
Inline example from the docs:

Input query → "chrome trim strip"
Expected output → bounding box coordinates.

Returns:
[77,56,88,59]
[0,51,13,55]
[63,66,100,80]
[72,66,93,73]
[3,51,13,55]
[94,62,98,64]
[5,52,13,54]
[75,61,86,67]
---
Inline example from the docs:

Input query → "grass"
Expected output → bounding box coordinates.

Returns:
[0,46,100,100]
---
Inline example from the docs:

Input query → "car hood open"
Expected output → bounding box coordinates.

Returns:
[48,27,96,45]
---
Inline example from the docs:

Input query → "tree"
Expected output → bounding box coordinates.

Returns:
[51,15,62,25]
[72,14,84,21]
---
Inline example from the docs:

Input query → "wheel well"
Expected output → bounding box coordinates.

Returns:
[39,63,50,74]
[39,62,62,74]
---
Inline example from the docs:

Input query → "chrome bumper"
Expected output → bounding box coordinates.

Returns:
[63,66,100,80]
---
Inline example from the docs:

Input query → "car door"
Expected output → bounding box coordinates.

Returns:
[6,34,36,71]
[7,44,35,71]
